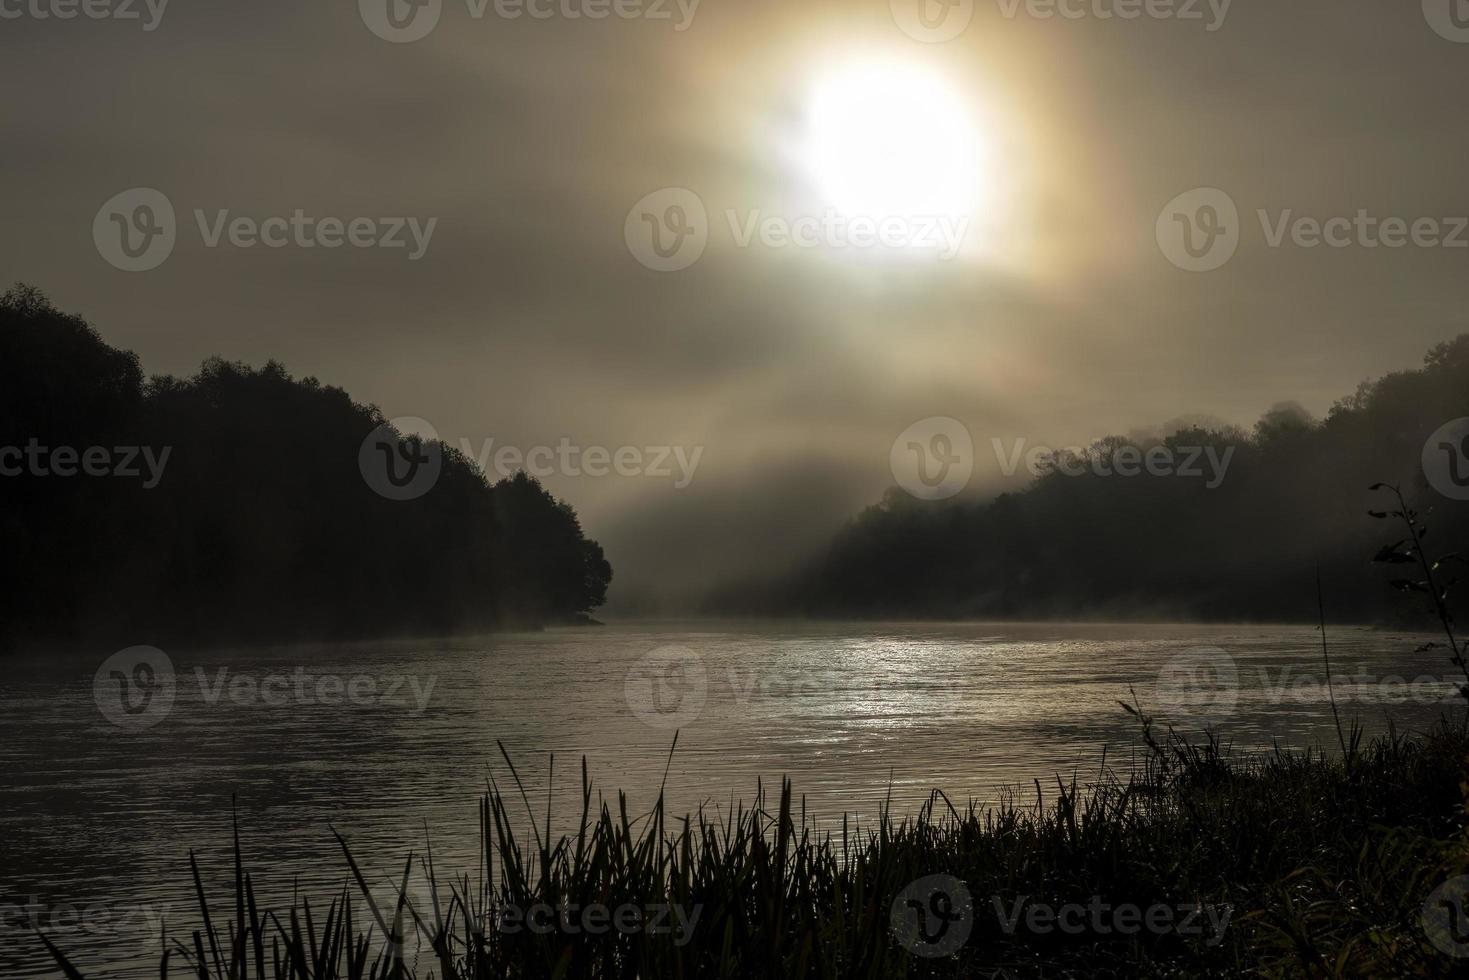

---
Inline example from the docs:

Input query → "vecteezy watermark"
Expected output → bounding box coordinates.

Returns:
[1153,651,1460,727]
[890,419,1236,501]
[1155,188,1240,272]
[495,901,702,944]
[93,188,176,272]
[889,0,1230,43]
[624,645,707,729]
[1423,875,1469,958]
[891,417,975,501]
[1152,646,1238,729]
[993,438,1234,488]
[627,662,925,730]
[361,420,702,498]
[624,188,970,272]
[93,646,176,731]
[891,875,975,957]
[192,667,437,713]
[358,0,699,43]
[458,437,703,489]
[0,0,169,30]
[624,188,708,272]
[1158,187,1469,272]
[1423,0,1469,43]
[627,662,962,726]
[0,440,171,488]
[890,0,974,43]
[93,188,438,273]
[890,876,1230,956]
[1423,418,1469,501]
[993,0,1231,30]
[93,648,437,729]
[1256,210,1469,251]
[991,895,1231,946]
[358,0,442,41]
[0,897,170,937]
[359,417,443,502]
[1252,668,1459,707]
[724,210,969,261]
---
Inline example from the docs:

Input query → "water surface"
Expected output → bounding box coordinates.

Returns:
[0,621,1457,978]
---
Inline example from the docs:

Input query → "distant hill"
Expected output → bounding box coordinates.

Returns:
[716,335,1469,624]
[0,284,611,649]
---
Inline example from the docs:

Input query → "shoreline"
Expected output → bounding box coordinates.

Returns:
[29,720,1469,979]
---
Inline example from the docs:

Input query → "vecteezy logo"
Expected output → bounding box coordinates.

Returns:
[359,0,442,43]
[94,646,176,730]
[624,645,708,728]
[890,0,974,43]
[1156,188,1240,272]
[891,417,974,501]
[624,188,708,272]
[1423,418,1469,501]
[358,416,443,501]
[93,188,176,272]
[891,874,974,958]
[1423,876,1469,957]
[1424,0,1469,42]
[1153,646,1239,729]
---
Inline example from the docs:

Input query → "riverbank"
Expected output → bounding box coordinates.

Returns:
[37,716,1469,978]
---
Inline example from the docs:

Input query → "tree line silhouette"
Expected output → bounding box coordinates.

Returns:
[0,285,611,650]
[717,334,1469,624]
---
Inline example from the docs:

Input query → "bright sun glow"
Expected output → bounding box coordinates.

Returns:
[800,60,988,220]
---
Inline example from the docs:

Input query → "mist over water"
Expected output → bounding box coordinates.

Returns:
[0,620,1451,978]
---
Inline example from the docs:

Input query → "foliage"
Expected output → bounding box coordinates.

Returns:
[0,285,612,647]
[35,721,1469,979]
[723,335,1469,623]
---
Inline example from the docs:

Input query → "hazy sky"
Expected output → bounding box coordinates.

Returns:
[4,0,1468,606]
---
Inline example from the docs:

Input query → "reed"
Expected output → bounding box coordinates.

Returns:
[33,715,1469,979]
[37,488,1469,978]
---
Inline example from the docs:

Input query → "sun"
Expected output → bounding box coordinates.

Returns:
[798,59,989,220]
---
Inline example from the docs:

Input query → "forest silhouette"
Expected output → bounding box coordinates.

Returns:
[6,283,1467,639]
[719,334,1469,623]
[0,285,611,649]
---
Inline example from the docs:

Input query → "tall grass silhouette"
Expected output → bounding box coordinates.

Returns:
[36,488,1469,978]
